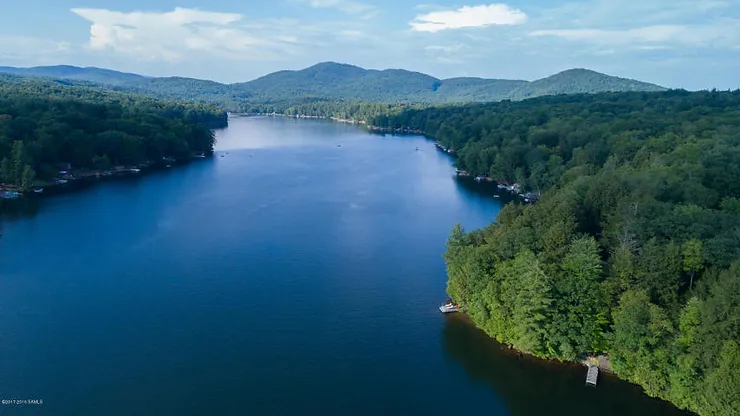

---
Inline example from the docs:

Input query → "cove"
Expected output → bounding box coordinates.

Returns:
[0,116,688,415]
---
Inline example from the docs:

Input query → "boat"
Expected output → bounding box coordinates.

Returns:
[494,195,500,198]
[33,187,44,194]
[439,300,460,313]
[0,190,20,200]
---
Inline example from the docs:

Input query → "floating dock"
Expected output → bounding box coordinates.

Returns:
[586,365,599,387]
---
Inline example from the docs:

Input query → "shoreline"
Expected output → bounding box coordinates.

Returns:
[231,112,425,135]
[0,153,213,214]
[451,312,615,373]
[232,113,539,203]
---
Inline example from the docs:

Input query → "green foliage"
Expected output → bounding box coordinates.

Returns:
[0,74,228,128]
[434,89,740,415]
[508,250,553,355]
[611,290,673,397]
[550,237,608,359]
[0,81,219,189]
[0,62,666,110]
[682,239,704,290]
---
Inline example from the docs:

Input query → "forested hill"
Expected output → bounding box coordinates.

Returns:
[0,62,666,108]
[374,89,740,415]
[0,65,146,86]
[0,74,227,128]
[0,77,222,192]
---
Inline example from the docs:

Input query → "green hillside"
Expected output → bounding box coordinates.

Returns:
[510,68,668,100]
[0,62,668,109]
[374,89,740,416]
[0,65,145,86]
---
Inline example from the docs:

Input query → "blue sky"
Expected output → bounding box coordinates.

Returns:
[1,0,738,89]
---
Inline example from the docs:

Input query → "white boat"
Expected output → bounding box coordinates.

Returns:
[439,301,460,313]
[33,188,44,194]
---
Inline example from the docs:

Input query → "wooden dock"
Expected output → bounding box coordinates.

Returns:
[586,365,599,387]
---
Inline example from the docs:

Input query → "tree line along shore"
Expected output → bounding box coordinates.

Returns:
[258,90,740,415]
[0,79,225,204]
[1,76,738,415]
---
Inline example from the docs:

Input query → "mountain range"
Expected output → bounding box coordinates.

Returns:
[0,62,667,108]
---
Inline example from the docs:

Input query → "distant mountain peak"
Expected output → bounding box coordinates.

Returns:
[0,62,668,105]
[308,61,362,69]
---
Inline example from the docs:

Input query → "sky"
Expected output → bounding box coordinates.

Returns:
[0,0,738,89]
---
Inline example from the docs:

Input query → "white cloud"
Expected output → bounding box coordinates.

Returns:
[71,7,302,61]
[0,36,72,63]
[410,4,527,32]
[294,0,378,18]
[531,25,684,44]
[530,21,740,48]
[425,43,470,53]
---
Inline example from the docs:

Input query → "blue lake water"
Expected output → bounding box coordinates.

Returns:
[0,117,688,415]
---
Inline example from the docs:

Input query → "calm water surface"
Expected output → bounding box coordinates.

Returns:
[0,117,688,415]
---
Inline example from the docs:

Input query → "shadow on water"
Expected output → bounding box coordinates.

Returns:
[0,197,42,222]
[453,176,519,206]
[442,313,693,416]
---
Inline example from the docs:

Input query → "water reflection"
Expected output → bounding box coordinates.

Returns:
[453,176,518,205]
[0,197,42,221]
[442,314,692,416]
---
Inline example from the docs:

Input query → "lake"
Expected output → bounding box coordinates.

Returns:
[0,116,688,415]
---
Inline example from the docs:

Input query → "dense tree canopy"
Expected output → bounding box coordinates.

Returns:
[0,80,223,192]
[392,90,740,416]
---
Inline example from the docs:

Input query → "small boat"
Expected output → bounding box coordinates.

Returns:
[337,144,342,147]
[33,188,44,194]
[415,147,419,150]
[0,190,20,200]
[439,300,460,313]
[166,165,172,168]
[494,195,500,198]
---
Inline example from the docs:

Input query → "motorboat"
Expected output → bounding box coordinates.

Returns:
[439,300,460,313]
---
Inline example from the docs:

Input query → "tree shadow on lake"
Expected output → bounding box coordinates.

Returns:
[453,176,518,205]
[0,197,42,222]
[441,314,693,416]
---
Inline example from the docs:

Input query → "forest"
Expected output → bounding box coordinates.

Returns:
[0,79,224,192]
[373,90,740,415]
[0,63,667,108]
[240,100,426,121]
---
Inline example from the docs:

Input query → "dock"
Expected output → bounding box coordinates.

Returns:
[586,365,599,387]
